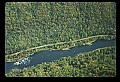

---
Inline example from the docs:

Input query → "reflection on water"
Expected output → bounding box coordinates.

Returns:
[5,39,116,73]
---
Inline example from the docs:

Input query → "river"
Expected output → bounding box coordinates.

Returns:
[5,39,116,73]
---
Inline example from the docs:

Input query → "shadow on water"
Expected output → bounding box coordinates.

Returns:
[5,39,116,73]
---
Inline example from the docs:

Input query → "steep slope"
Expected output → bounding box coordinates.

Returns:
[5,2,116,56]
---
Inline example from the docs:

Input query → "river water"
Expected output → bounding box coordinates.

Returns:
[5,39,116,73]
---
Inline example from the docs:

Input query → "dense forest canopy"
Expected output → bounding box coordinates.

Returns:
[5,2,116,77]
[5,2,116,56]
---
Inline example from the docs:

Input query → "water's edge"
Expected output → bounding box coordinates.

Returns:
[5,39,116,73]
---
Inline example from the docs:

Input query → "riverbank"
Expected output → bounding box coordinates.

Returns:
[5,34,116,62]
[5,46,116,77]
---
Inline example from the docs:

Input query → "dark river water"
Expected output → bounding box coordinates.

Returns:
[5,39,116,73]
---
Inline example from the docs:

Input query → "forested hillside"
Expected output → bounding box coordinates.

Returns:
[5,2,116,56]
[5,2,116,77]
[5,46,116,77]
